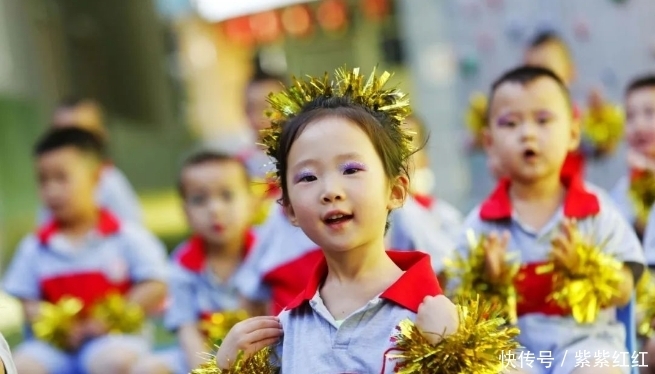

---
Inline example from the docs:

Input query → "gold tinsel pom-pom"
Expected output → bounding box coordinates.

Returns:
[260,66,413,172]
[387,295,521,374]
[581,104,624,152]
[637,271,655,337]
[629,171,655,229]
[32,297,84,351]
[199,310,250,348]
[444,230,519,324]
[549,230,624,324]
[91,293,144,334]
[464,92,488,147]
[190,347,278,374]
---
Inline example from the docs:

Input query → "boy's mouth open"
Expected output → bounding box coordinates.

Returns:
[522,148,539,162]
[322,210,354,230]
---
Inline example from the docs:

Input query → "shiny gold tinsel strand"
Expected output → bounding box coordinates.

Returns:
[549,229,623,324]
[629,171,655,229]
[32,296,83,350]
[199,310,250,348]
[190,347,278,374]
[444,230,519,324]
[387,295,520,374]
[91,293,144,334]
[581,104,624,152]
[637,271,655,337]
[261,67,413,171]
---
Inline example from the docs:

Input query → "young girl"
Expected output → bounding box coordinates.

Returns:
[204,67,518,373]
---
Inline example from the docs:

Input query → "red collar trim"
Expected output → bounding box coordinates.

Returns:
[37,209,121,246]
[479,174,600,221]
[285,251,442,313]
[412,194,435,210]
[176,231,256,273]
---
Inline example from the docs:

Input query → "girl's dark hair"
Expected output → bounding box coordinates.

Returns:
[274,95,416,231]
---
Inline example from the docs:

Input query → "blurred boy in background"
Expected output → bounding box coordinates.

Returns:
[4,128,167,374]
[131,150,256,374]
[40,97,143,225]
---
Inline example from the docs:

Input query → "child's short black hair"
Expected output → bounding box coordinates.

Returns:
[34,127,106,161]
[625,75,655,97]
[177,149,251,197]
[487,65,572,120]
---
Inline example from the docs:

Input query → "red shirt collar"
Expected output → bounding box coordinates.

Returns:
[37,209,121,246]
[285,251,442,313]
[175,230,256,273]
[479,174,600,221]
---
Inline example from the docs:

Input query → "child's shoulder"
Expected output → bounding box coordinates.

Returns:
[14,233,41,254]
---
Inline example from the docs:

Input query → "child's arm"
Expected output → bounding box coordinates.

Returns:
[127,280,167,315]
[178,324,208,369]
[123,227,170,315]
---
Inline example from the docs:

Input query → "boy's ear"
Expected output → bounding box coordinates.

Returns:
[568,114,582,151]
[388,174,409,210]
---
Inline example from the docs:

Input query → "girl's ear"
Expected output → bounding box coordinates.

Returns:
[388,174,409,210]
[283,203,300,226]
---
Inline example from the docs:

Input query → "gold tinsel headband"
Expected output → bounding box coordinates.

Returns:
[260,66,414,167]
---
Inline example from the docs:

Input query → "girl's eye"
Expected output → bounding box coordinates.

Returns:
[294,172,316,183]
[299,175,317,182]
[341,162,366,175]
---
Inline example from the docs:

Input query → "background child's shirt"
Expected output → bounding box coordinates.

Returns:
[38,165,143,226]
[453,177,644,355]
[274,251,442,373]
[386,195,462,273]
[639,206,655,266]
[3,210,167,311]
[234,205,323,315]
[610,175,636,227]
[164,232,255,332]
[0,333,17,374]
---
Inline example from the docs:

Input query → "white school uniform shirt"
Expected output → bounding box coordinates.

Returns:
[4,210,167,310]
[452,175,645,357]
[387,194,462,273]
[164,232,256,332]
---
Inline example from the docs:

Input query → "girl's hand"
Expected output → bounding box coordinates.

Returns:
[215,316,283,369]
[415,295,459,345]
[551,219,580,273]
[484,231,510,284]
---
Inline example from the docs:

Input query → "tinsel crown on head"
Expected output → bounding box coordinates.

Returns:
[259,66,414,167]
